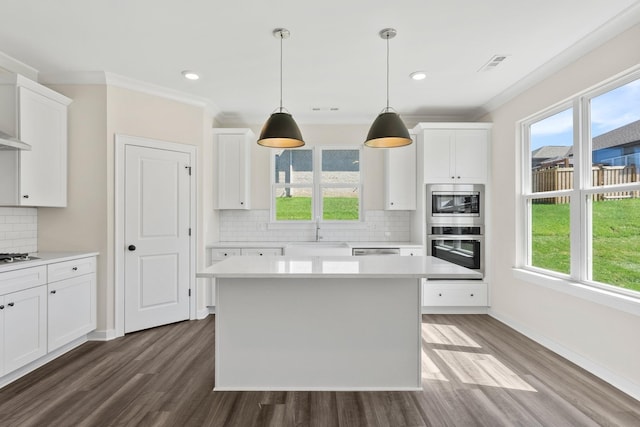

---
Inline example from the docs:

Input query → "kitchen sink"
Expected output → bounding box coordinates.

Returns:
[283,242,352,256]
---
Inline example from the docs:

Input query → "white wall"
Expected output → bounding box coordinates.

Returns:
[40,83,213,334]
[485,23,640,397]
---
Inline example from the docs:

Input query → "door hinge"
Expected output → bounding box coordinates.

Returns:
[185,165,192,175]
[188,289,191,297]
[188,228,192,236]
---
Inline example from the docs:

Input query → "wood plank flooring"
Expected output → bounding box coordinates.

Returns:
[0,314,638,426]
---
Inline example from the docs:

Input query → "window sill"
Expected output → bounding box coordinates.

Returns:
[512,268,640,317]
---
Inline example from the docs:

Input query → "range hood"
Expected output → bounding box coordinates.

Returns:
[0,130,31,151]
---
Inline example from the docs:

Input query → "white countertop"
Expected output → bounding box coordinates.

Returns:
[197,255,481,280]
[207,242,423,249]
[0,251,99,273]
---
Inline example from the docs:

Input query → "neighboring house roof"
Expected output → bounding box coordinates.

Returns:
[592,119,640,150]
[531,145,572,159]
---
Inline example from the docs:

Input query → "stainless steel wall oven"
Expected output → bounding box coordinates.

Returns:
[427,225,484,276]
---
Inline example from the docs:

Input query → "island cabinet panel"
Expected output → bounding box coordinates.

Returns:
[215,277,421,390]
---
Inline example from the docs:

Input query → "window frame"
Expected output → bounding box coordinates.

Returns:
[518,67,640,300]
[270,145,363,224]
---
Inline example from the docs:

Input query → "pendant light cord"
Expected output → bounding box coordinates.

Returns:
[386,34,390,111]
[279,32,283,112]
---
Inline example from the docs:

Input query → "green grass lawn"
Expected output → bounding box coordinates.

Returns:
[532,198,640,292]
[275,196,359,221]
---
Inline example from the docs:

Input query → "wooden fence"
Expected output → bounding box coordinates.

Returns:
[532,165,638,204]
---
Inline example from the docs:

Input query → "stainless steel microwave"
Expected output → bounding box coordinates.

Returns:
[426,184,484,225]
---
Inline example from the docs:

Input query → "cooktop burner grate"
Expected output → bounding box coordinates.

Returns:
[0,253,32,262]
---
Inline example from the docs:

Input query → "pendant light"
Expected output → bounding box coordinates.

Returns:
[364,28,411,148]
[258,28,305,148]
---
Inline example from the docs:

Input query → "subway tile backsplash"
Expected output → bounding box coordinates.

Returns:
[219,210,410,242]
[0,207,38,253]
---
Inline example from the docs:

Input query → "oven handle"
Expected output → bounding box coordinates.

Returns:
[427,234,484,239]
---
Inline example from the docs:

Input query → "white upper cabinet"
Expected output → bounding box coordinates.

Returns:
[384,133,417,210]
[418,123,492,184]
[214,128,254,210]
[0,74,71,207]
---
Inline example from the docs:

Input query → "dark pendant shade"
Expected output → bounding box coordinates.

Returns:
[257,112,305,148]
[364,111,412,148]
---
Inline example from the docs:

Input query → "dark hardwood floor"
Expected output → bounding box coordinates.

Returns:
[0,314,638,426]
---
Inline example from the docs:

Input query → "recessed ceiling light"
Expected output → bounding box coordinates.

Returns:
[181,70,200,80]
[409,71,427,81]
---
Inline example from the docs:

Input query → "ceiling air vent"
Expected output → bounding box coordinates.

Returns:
[478,55,509,72]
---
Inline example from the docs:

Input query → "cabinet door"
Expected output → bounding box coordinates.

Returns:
[48,274,96,352]
[453,129,488,183]
[217,132,250,209]
[3,285,47,373]
[384,135,416,210]
[423,130,454,183]
[18,86,68,207]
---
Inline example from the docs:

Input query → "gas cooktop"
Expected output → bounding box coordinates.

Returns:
[0,253,37,263]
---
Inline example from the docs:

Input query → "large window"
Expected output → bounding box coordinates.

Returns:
[522,71,640,295]
[272,147,361,222]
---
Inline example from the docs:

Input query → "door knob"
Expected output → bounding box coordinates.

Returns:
[128,245,136,251]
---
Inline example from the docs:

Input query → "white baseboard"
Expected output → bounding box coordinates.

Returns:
[489,309,640,401]
[208,306,216,315]
[0,336,86,389]
[422,306,488,314]
[197,307,210,320]
[87,329,117,341]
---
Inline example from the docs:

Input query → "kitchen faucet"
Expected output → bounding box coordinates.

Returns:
[315,217,321,241]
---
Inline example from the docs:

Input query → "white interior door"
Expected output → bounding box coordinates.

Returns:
[124,144,191,333]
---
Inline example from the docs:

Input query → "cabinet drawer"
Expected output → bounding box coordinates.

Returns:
[241,248,282,256]
[47,257,96,283]
[210,248,241,261]
[0,266,47,295]
[423,283,487,306]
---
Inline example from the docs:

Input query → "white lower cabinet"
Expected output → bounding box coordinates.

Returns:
[1,285,47,375]
[422,281,488,307]
[0,255,96,382]
[48,278,96,352]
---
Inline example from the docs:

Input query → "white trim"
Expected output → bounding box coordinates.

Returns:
[38,71,222,118]
[115,135,198,337]
[197,308,210,320]
[0,51,38,81]
[478,2,640,117]
[87,329,118,341]
[489,309,640,401]
[513,268,640,316]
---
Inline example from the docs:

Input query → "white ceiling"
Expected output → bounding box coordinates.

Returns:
[1,0,639,125]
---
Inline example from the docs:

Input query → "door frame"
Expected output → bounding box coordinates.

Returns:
[115,134,197,337]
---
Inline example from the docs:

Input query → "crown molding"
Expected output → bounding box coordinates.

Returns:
[0,51,38,81]
[479,3,640,117]
[39,70,222,118]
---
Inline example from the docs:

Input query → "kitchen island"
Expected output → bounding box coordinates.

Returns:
[197,255,480,391]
